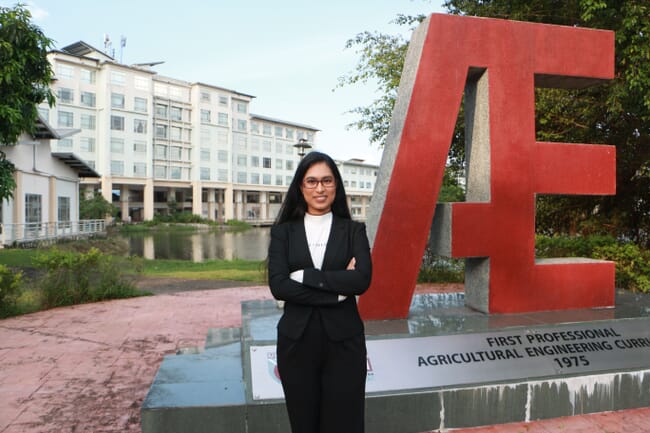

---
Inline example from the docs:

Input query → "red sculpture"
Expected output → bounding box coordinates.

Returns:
[360,14,616,319]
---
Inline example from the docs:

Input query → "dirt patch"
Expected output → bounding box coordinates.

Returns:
[133,276,261,295]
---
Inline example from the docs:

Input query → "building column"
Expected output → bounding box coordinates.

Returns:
[49,176,57,228]
[192,181,203,217]
[143,179,154,221]
[120,185,130,222]
[235,190,243,220]
[361,196,368,218]
[167,187,176,214]
[84,185,95,200]
[101,176,112,204]
[13,171,23,241]
[260,191,268,221]
[224,185,234,221]
[207,188,216,221]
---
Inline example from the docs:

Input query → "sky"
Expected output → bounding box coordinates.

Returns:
[2,0,446,165]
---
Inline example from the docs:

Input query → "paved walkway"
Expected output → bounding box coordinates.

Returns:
[1,285,649,432]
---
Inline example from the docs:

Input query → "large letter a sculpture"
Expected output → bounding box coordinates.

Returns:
[359,14,616,320]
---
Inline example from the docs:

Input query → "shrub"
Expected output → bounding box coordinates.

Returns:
[593,243,650,293]
[33,248,144,308]
[535,234,617,258]
[0,265,23,317]
[418,248,464,283]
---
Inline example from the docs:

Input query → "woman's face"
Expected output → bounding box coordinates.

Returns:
[301,161,336,216]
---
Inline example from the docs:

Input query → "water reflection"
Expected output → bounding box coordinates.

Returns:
[123,227,270,261]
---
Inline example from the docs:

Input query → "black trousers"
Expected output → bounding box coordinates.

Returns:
[277,310,367,433]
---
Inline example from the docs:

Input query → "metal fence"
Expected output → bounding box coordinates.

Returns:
[0,220,106,247]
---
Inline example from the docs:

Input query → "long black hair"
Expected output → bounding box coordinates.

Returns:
[274,151,351,224]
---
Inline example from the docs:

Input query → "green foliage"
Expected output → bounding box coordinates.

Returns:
[535,234,617,258]
[224,219,253,230]
[418,248,465,283]
[33,248,142,308]
[0,264,22,317]
[593,243,650,293]
[79,193,118,219]
[153,211,213,225]
[0,4,55,202]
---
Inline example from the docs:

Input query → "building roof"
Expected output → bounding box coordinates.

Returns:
[52,152,100,178]
[250,113,320,131]
[60,41,114,61]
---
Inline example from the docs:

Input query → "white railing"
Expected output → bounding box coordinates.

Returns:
[0,219,106,247]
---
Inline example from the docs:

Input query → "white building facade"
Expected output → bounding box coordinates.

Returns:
[41,41,375,223]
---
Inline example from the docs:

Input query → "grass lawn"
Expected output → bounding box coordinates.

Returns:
[142,258,266,283]
[0,248,39,267]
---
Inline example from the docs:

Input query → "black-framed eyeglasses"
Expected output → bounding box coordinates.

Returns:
[303,176,336,189]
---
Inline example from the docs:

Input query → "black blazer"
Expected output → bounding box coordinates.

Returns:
[268,215,372,341]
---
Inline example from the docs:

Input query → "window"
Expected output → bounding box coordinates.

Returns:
[111,93,124,109]
[25,194,42,225]
[155,124,168,138]
[237,155,247,167]
[276,175,283,186]
[276,143,283,153]
[263,124,272,135]
[80,69,95,83]
[155,145,167,159]
[219,95,228,106]
[58,138,73,149]
[111,160,124,176]
[154,165,167,178]
[171,126,182,140]
[155,104,168,118]
[56,87,73,104]
[80,114,96,130]
[275,126,283,137]
[217,150,228,162]
[170,166,182,180]
[217,112,228,126]
[217,169,228,181]
[134,119,147,134]
[236,102,247,113]
[111,138,124,153]
[251,173,260,184]
[111,115,124,131]
[58,111,73,127]
[201,109,211,122]
[286,144,294,155]
[201,92,211,102]
[262,174,271,185]
[134,163,146,177]
[251,138,260,151]
[251,121,260,134]
[200,149,210,161]
[263,140,272,152]
[276,159,283,170]
[134,141,146,153]
[237,172,247,183]
[171,106,182,121]
[200,167,210,180]
[263,157,272,168]
[80,91,96,107]
[251,156,259,167]
[170,146,182,161]
[286,160,294,171]
[286,176,293,186]
[56,64,74,79]
[237,119,247,131]
[134,97,148,112]
[235,135,247,150]
[134,76,148,90]
[297,130,305,140]
[286,128,294,140]
[111,71,126,86]
[58,197,71,227]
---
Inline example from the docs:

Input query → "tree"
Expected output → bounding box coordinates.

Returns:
[0,4,55,202]
[340,1,650,245]
[80,193,118,220]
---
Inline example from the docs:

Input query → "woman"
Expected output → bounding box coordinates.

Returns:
[267,151,372,433]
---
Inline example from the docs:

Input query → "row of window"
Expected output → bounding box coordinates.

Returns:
[24,194,70,225]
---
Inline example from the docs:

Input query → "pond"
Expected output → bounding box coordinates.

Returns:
[121,227,271,261]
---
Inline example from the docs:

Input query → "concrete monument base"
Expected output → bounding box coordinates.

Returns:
[142,290,650,433]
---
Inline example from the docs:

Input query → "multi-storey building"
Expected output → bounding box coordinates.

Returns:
[40,41,375,223]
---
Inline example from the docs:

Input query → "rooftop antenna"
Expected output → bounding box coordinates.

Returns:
[103,34,112,55]
[120,36,127,64]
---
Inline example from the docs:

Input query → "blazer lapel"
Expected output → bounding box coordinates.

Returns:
[291,219,314,269]
[321,216,345,270]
